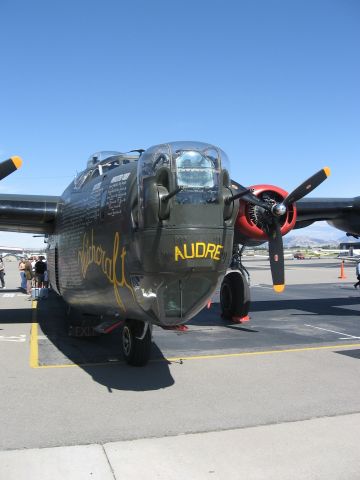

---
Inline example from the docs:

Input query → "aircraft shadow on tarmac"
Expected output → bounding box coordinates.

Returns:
[0,307,33,323]
[250,296,360,317]
[0,288,26,294]
[188,289,360,327]
[336,349,360,360]
[80,360,175,392]
[35,293,175,392]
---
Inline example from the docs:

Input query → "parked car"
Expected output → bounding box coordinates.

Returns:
[294,252,305,260]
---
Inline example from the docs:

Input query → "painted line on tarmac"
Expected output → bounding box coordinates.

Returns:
[165,343,360,362]
[0,334,26,342]
[305,324,360,340]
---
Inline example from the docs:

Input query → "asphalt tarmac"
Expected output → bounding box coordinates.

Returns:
[1,257,360,478]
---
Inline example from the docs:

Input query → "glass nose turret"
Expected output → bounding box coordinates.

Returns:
[137,141,231,227]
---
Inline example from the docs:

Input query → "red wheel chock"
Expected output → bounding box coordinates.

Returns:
[162,325,189,331]
[231,315,250,324]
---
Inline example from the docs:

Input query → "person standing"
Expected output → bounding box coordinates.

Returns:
[0,256,5,288]
[31,256,37,273]
[18,258,27,292]
[35,256,47,288]
[354,261,360,289]
[30,257,37,287]
[24,260,33,296]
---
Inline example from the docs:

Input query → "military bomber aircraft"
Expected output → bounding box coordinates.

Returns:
[1,142,359,365]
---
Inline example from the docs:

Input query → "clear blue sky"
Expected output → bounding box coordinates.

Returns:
[0,0,359,247]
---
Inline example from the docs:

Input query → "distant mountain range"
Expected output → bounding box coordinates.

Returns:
[283,235,353,247]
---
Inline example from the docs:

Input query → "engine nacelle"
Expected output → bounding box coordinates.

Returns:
[234,184,297,245]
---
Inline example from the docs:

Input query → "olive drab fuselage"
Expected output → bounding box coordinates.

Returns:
[46,143,238,326]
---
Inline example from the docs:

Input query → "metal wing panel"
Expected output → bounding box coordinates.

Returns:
[0,194,59,233]
[295,197,360,236]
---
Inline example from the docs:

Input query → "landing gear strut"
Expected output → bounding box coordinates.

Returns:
[122,319,152,366]
[220,245,251,321]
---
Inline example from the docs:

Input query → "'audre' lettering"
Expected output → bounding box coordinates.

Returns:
[175,242,223,261]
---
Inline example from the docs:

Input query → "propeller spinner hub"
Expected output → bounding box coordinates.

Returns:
[271,203,287,217]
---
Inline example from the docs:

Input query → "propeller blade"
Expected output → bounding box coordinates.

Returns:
[266,220,285,293]
[242,192,270,210]
[283,167,330,206]
[0,156,23,181]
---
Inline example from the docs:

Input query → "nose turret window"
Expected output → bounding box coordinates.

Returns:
[138,141,228,215]
[176,151,216,188]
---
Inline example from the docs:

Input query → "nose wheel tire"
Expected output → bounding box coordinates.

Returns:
[122,320,152,366]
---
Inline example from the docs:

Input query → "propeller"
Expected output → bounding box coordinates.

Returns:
[283,167,331,207]
[0,156,23,181]
[238,167,331,292]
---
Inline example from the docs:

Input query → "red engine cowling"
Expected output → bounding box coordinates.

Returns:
[234,184,297,245]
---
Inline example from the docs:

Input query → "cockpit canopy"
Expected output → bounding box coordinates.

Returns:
[75,150,141,190]
[138,141,230,191]
[86,151,123,169]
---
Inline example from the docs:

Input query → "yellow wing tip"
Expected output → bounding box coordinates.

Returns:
[273,284,285,293]
[323,166,331,177]
[11,156,23,169]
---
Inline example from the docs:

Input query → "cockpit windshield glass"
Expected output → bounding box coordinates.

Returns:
[87,151,122,169]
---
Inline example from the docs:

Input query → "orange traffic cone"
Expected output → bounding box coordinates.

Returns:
[338,260,347,279]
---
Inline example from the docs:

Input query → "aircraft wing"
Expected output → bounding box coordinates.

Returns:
[0,193,59,234]
[295,197,360,237]
[0,157,59,234]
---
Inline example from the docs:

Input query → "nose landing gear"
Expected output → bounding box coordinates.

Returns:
[122,319,152,366]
